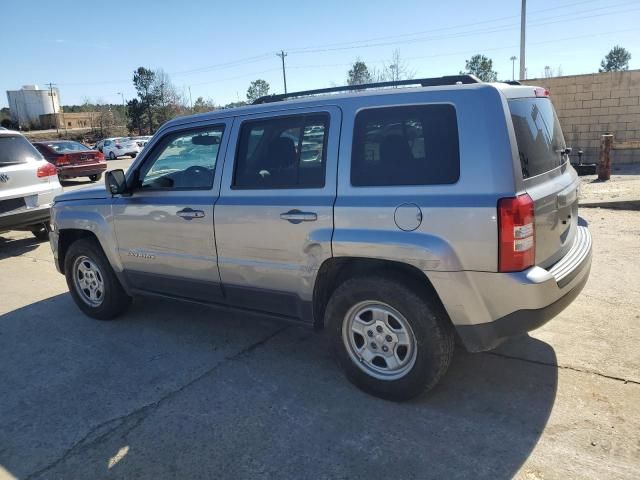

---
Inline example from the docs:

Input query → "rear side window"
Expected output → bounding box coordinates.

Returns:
[0,135,43,165]
[509,98,567,179]
[351,104,459,187]
[233,114,328,189]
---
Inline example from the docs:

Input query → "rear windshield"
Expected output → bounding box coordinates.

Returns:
[0,135,43,165]
[45,141,89,153]
[509,98,567,179]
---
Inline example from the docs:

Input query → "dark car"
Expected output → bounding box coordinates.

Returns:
[32,140,106,182]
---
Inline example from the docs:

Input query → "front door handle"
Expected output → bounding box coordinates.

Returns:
[176,208,205,220]
[280,209,318,224]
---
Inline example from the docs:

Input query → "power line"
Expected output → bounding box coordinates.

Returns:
[48,1,637,90]
[286,0,604,54]
[283,27,637,72]
[285,2,640,54]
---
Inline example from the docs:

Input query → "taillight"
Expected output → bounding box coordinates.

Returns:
[56,154,71,166]
[97,151,105,162]
[37,162,58,178]
[498,193,535,272]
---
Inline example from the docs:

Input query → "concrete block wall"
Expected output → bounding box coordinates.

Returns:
[521,70,640,164]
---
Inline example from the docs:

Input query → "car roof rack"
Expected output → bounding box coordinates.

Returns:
[252,74,482,104]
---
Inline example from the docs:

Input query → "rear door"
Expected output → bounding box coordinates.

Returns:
[215,107,340,320]
[508,95,579,267]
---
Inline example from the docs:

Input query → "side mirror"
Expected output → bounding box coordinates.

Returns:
[105,169,127,195]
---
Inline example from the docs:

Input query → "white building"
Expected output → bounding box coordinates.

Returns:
[6,85,60,129]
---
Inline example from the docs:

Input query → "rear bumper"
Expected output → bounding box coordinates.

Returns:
[58,163,106,178]
[429,224,592,352]
[0,205,51,232]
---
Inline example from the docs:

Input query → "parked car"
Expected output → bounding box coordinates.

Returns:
[49,76,592,400]
[131,136,153,149]
[33,140,106,182]
[102,137,140,159]
[1,129,63,240]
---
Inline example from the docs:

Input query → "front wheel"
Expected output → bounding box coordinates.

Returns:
[326,276,454,401]
[108,151,116,160]
[89,173,102,182]
[64,238,131,320]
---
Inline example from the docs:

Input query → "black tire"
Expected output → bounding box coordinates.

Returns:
[89,173,103,182]
[109,151,116,160]
[30,224,50,241]
[130,152,137,158]
[326,276,454,401]
[64,238,131,320]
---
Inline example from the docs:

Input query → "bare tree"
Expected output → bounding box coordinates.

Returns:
[378,50,415,83]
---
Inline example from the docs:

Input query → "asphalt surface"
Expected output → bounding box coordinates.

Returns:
[1,159,639,479]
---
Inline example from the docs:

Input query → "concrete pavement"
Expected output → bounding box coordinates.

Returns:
[0,170,639,479]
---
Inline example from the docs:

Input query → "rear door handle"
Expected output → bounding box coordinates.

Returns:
[176,208,205,220]
[280,209,318,224]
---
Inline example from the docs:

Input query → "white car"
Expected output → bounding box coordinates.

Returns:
[102,137,141,160]
[131,136,153,149]
[0,129,63,240]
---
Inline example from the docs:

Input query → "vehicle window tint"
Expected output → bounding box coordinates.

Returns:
[509,98,567,179]
[0,135,43,165]
[233,114,328,189]
[137,126,224,190]
[351,105,459,187]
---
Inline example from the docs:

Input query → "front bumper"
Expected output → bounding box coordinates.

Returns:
[0,205,51,232]
[429,224,593,352]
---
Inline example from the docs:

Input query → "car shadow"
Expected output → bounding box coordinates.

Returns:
[0,233,43,257]
[0,294,558,479]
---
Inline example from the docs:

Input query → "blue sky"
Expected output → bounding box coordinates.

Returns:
[1,0,639,108]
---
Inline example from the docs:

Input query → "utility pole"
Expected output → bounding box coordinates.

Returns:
[519,0,526,80]
[117,92,125,126]
[46,82,59,134]
[188,86,193,111]
[510,56,517,81]
[277,50,288,94]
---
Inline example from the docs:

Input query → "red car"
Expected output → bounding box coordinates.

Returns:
[32,141,106,182]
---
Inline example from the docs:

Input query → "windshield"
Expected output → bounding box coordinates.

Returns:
[0,135,43,165]
[509,97,567,179]
[45,141,90,153]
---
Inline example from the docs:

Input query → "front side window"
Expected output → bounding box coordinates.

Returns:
[351,104,460,187]
[233,114,328,189]
[137,126,224,190]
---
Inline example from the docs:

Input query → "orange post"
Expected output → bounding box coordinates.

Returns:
[598,134,613,181]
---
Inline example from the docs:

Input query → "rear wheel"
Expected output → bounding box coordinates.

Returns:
[64,238,131,320]
[326,276,454,401]
[130,152,137,158]
[89,173,102,182]
[109,151,116,160]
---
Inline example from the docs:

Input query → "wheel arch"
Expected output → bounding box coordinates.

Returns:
[312,257,449,330]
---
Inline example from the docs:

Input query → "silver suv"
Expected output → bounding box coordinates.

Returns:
[1,129,63,240]
[49,76,592,400]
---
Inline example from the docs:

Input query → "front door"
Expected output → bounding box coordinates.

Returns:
[112,121,230,302]
[215,107,340,320]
